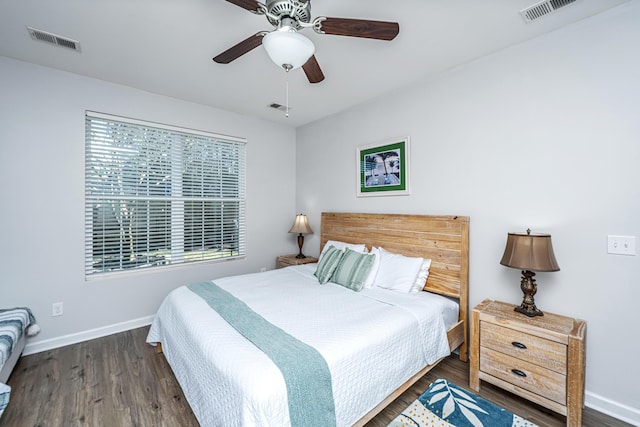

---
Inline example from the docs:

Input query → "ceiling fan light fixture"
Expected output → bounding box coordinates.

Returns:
[262,30,315,71]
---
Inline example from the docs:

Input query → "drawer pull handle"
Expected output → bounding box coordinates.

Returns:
[511,369,527,377]
[511,341,527,349]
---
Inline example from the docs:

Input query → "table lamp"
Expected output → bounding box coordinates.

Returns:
[500,228,560,317]
[289,214,313,259]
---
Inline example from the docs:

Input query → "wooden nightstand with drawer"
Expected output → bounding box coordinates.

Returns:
[470,299,586,427]
[275,255,318,269]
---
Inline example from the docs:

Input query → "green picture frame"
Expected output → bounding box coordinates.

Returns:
[357,137,410,197]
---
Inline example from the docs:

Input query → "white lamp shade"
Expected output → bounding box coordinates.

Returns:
[262,30,315,70]
[288,214,313,234]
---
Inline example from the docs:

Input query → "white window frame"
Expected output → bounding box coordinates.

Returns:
[85,111,246,278]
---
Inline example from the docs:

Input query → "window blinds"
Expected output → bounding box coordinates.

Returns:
[85,111,246,276]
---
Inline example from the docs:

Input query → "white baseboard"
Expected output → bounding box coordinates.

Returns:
[21,318,640,426]
[23,315,154,356]
[586,391,640,426]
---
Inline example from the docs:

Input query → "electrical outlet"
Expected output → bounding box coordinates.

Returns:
[260,267,267,272]
[52,302,64,316]
[607,235,636,256]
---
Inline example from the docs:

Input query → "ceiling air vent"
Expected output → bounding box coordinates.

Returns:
[269,103,290,112]
[520,0,578,23]
[27,26,81,51]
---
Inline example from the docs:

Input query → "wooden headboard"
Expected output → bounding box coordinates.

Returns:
[320,212,470,359]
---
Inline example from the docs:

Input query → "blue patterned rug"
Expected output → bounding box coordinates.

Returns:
[388,379,538,427]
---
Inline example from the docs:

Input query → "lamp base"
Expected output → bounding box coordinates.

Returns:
[514,304,543,317]
[515,270,544,317]
[295,233,306,259]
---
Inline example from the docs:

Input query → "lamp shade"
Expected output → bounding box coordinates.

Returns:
[262,30,315,70]
[289,214,313,234]
[500,230,560,272]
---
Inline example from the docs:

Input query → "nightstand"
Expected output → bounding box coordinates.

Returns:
[276,254,318,269]
[470,299,586,427]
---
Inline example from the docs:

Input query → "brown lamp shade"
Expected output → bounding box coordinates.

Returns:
[500,230,560,272]
[288,214,313,235]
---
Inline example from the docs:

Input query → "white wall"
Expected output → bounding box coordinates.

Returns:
[296,3,640,424]
[0,57,298,350]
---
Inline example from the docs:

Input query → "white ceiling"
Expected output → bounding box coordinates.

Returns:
[0,0,629,127]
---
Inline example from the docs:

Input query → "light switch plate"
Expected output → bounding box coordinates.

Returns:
[607,235,636,256]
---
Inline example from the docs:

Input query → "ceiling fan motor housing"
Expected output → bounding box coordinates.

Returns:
[265,0,311,29]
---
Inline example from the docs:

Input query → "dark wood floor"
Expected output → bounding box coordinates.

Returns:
[1,326,631,426]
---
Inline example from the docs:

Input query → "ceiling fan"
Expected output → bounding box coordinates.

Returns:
[213,0,400,84]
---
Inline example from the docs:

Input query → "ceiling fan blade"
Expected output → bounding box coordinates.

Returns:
[317,17,399,41]
[224,0,261,13]
[302,55,325,84]
[213,33,265,64]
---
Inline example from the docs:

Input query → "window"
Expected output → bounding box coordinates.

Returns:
[85,111,246,277]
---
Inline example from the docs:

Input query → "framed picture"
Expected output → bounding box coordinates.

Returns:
[356,137,410,197]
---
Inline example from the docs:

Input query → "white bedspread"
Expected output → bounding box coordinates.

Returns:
[147,264,457,427]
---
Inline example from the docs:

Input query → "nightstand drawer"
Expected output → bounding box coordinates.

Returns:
[481,322,567,374]
[480,346,566,405]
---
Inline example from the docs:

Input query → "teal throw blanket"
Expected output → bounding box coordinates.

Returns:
[188,282,336,427]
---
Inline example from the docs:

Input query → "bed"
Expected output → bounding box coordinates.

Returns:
[147,212,469,426]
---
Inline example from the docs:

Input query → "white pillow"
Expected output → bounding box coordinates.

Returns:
[319,240,367,262]
[373,247,424,293]
[363,246,382,288]
[410,258,432,292]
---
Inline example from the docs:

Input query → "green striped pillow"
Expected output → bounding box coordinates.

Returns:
[331,248,375,292]
[314,245,344,284]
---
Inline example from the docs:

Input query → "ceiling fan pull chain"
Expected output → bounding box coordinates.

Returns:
[285,73,290,118]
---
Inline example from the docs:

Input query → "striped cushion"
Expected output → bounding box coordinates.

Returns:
[0,382,9,417]
[331,248,375,292]
[314,245,344,284]
[0,308,34,368]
